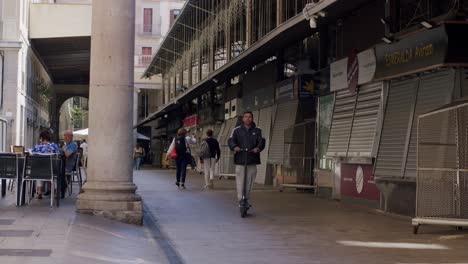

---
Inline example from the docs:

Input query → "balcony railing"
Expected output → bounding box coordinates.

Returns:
[135,55,153,67]
[136,24,161,37]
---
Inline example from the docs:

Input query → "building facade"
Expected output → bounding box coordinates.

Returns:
[0,0,52,151]
[134,0,185,166]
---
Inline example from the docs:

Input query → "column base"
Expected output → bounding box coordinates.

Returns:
[76,181,143,225]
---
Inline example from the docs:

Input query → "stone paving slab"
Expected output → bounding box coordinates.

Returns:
[0,181,169,264]
[135,168,468,264]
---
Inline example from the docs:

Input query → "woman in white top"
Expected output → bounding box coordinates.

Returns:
[166,128,197,189]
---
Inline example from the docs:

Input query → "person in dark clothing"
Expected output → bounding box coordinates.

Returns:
[166,128,197,189]
[228,111,265,207]
[200,129,221,189]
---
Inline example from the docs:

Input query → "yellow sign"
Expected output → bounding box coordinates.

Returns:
[384,44,434,67]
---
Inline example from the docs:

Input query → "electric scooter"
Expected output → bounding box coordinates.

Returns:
[239,149,250,218]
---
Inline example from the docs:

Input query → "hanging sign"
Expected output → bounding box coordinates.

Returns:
[330,49,376,92]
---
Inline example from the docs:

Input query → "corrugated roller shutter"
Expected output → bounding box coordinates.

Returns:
[217,118,238,176]
[375,78,419,178]
[348,82,383,157]
[404,70,455,178]
[256,106,274,184]
[326,90,356,157]
[268,100,299,164]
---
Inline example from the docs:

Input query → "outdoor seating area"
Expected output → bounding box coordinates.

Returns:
[0,148,85,208]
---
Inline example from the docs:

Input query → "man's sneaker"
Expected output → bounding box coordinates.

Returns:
[175,182,180,188]
[181,184,186,189]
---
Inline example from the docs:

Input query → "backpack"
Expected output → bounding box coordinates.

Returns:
[175,136,187,156]
[199,139,211,159]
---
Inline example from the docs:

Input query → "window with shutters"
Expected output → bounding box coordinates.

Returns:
[170,9,180,27]
[141,47,152,65]
[143,8,153,33]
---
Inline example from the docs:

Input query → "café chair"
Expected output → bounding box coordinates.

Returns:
[11,146,25,154]
[0,153,21,205]
[66,153,83,195]
[21,154,60,207]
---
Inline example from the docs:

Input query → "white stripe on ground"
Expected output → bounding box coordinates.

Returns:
[70,250,161,264]
[337,241,449,250]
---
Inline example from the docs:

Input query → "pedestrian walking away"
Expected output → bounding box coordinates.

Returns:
[166,128,197,189]
[200,129,221,189]
[228,111,265,214]
[133,143,145,171]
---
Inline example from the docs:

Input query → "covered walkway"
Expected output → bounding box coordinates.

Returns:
[135,169,468,264]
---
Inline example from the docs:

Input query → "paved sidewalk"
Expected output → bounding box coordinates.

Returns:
[0,182,169,264]
[135,168,468,264]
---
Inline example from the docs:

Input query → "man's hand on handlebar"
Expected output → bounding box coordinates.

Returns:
[252,148,260,153]
[234,147,241,152]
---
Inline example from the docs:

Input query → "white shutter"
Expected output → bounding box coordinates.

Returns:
[268,100,299,164]
[375,78,419,178]
[404,70,455,178]
[326,90,356,157]
[256,106,274,184]
[348,82,384,157]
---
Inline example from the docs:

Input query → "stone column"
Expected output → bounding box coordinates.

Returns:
[76,0,142,225]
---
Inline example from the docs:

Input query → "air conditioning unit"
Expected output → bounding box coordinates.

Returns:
[224,101,231,120]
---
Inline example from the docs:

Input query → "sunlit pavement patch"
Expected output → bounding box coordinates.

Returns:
[337,240,449,250]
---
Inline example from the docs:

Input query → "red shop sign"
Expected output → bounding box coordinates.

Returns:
[183,115,198,128]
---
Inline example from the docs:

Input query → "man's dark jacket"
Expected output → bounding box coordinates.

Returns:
[228,122,265,165]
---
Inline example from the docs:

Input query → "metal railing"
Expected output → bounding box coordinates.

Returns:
[413,101,468,233]
[135,55,153,67]
[136,24,161,37]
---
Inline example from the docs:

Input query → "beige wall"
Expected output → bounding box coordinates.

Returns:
[29,3,92,39]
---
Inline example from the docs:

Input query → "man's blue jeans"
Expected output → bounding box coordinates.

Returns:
[175,153,190,184]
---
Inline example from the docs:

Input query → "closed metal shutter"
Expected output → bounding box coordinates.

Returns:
[256,106,274,184]
[348,82,384,157]
[375,69,456,178]
[375,78,418,178]
[268,100,299,164]
[404,70,455,178]
[218,118,238,176]
[326,90,356,157]
[218,118,237,145]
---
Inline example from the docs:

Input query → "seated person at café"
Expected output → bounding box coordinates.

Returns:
[31,130,59,199]
[63,130,78,173]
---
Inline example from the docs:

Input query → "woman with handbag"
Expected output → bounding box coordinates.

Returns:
[133,143,145,171]
[166,128,197,189]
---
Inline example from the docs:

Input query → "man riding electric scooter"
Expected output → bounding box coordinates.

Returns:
[228,111,265,217]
